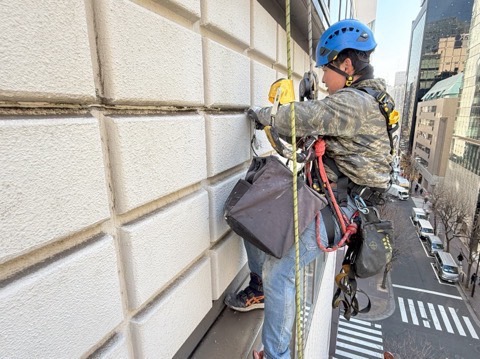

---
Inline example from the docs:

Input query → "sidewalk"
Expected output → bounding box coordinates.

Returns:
[355,269,395,321]
[411,194,480,328]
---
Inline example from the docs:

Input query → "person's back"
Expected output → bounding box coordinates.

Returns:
[323,78,392,188]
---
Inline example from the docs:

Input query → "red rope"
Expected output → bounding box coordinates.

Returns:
[312,139,359,251]
[315,212,357,252]
[314,140,347,233]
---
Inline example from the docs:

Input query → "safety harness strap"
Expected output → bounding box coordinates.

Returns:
[356,87,399,156]
[332,263,372,320]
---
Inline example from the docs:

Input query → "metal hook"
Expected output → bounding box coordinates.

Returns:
[354,195,369,214]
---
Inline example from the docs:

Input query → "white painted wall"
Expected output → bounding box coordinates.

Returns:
[0,0,332,357]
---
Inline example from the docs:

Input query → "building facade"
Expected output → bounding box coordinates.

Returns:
[412,73,462,191]
[446,0,480,219]
[402,0,473,152]
[0,0,374,358]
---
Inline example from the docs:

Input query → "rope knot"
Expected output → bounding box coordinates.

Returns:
[346,222,358,235]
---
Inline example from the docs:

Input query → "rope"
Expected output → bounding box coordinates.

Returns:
[285,0,303,357]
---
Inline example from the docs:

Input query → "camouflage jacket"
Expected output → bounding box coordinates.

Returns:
[257,78,393,189]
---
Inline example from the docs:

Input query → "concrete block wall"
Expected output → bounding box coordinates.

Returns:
[0,0,318,357]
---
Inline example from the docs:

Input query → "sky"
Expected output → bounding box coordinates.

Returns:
[370,0,423,86]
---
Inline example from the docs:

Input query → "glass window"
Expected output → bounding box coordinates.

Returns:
[330,0,340,23]
[340,0,346,20]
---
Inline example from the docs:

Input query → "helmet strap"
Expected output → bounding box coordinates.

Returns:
[325,63,354,87]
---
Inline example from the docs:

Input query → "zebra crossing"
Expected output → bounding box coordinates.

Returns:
[333,317,385,359]
[397,296,479,339]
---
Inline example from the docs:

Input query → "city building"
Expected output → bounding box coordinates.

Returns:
[0,1,377,358]
[402,0,473,153]
[445,0,480,220]
[412,73,463,192]
[392,71,407,153]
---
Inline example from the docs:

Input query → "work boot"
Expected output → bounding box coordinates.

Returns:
[225,272,264,312]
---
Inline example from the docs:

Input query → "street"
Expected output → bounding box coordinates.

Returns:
[332,196,480,358]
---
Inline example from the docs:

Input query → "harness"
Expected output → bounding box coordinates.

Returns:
[307,86,399,236]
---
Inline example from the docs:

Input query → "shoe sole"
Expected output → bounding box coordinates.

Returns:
[227,303,265,312]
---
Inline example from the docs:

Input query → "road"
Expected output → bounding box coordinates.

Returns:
[332,196,480,358]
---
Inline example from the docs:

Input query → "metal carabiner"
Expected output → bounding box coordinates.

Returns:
[354,195,369,214]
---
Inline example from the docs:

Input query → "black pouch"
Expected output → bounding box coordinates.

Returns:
[223,156,327,259]
[347,207,393,278]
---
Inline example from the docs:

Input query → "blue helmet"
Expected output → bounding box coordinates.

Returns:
[316,19,377,67]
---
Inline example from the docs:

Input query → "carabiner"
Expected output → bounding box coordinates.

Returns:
[354,195,369,214]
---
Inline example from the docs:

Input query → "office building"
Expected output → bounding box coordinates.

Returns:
[446,0,480,219]
[412,73,463,191]
[402,0,473,152]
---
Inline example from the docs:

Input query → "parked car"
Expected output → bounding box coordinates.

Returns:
[416,219,434,240]
[426,235,444,256]
[387,184,409,200]
[411,207,428,224]
[433,251,459,283]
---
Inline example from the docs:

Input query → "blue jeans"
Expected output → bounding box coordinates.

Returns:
[245,198,356,359]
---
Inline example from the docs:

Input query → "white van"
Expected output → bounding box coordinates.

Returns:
[434,251,459,283]
[411,207,428,224]
[395,175,410,189]
[388,184,409,200]
[426,235,444,256]
[417,219,434,240]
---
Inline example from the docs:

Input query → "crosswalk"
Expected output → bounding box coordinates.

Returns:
[333,317,385,359]
[397,296,479,339]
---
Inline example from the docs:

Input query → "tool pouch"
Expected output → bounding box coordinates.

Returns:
[223,156,327,259]
[347,207,393,278]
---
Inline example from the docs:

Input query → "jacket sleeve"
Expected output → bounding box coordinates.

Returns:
[256,89,368,138]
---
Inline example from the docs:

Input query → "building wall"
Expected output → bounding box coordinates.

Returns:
[437,34,469,73]
[447,0,480,219]
[393,71,406,154]
[0,1,323,357]
[412,97,457,189]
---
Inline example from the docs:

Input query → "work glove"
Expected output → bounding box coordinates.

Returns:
[246,106,264,130]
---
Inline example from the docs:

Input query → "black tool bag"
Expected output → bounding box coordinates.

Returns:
[348,207,393,278]
[224,156,327,259]
[332,206,393,319]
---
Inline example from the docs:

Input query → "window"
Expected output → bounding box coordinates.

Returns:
[330,0,340,23]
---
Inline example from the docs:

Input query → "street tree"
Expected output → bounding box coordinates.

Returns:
[400,153,419,183]
[428,184,447,235]
[430,183,470,252]
[386,331,438,359]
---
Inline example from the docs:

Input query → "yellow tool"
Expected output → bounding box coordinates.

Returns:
[268,78,295,105]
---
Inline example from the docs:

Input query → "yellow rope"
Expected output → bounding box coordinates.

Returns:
[285,0,303,357]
